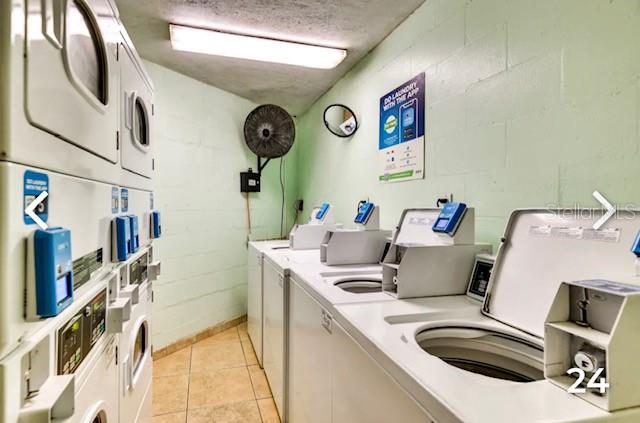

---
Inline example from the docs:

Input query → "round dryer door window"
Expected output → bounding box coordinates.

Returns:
[133,321,148,375]
[67,0,107,104]
[134,98,149,147]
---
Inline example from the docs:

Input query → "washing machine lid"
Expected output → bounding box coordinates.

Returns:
[482,208,640,339]
[393,208,445,246]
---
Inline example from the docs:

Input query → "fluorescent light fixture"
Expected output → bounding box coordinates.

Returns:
[169,24,347,69]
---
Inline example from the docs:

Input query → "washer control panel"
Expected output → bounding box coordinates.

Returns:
[130,251,149,285]
[467,255,495,301]
[57,289,108,375]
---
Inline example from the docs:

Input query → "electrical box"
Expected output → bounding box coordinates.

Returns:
[26,228,74,319]
[432,202,467,236]
[240,169,261,193]
[112,216,132,262]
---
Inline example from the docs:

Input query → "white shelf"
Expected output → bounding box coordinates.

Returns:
[547,321,610,347]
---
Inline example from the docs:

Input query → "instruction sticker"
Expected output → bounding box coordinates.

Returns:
[111,187,119,214]
[23,170,49,225]
[529,225,621,243]
[121,188,129,212]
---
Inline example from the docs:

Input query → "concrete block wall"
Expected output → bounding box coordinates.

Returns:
[296,0,640,244]
[146,62,298,348]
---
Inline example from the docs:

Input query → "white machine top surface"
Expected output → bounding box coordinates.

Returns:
[334,297,637,423]
[394,209,447,246]
[484,209,640,338]
[248,239,290,254]
[290,263,393,311]
[263,248,322,273]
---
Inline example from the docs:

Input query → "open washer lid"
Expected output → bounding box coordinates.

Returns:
[482,208,640,339]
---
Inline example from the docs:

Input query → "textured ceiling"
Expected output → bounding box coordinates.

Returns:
[114,0,425,114]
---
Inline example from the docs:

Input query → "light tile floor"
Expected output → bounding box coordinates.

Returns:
[153,322,281,423]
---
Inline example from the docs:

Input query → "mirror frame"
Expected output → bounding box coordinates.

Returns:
[323,104,359,138]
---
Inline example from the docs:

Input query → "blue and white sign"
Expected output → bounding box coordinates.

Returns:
[379,73,425,183]
[121,188,129,213]
[111,187,119,214]
[24,170,49,225]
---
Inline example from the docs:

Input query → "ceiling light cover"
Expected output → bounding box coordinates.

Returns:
[169,24,347,70]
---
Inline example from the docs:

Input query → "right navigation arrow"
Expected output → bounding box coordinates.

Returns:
[592,191,616,230]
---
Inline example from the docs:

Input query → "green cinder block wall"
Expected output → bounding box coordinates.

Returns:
[295,0,640,245]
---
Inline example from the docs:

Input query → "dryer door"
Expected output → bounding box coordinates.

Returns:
[25,0,119,163]
[121,313,153,423]
[120,42,154,178]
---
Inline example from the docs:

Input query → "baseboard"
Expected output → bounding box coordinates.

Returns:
[152,314,247,360]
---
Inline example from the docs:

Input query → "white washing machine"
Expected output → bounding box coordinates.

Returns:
[0,162,116,359]
[334,209,640,422]
[118,247,154,423]
[0,276,126,423]
[247,240,290,368]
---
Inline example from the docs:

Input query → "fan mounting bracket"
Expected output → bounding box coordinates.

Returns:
[257,156,271,174]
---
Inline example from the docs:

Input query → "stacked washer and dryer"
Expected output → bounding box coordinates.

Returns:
[0,1,160,422]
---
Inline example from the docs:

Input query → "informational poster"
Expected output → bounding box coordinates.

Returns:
[378,73,425,183]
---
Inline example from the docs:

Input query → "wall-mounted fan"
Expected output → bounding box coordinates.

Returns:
[240,104,295,193]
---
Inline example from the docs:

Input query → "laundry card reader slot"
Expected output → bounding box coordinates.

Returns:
[316,203,330,221]
[354,202,375,225]
[432,202,467,236]
[28,228,74,319]
[113,216,132,262]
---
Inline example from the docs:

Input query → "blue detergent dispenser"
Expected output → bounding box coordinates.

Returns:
[28,227,74,318]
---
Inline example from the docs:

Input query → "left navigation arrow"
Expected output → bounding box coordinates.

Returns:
[25,191,49,230]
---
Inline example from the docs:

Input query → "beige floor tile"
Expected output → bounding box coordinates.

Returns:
[190,340,246,372]
[192,327,239,349]
[238,322,249,340]
[153,411,186,423]
[153,374,189,415]
[188,367,255,409]
[187,400,261,423]
[257,398,281,423]
[241,339,258,366]
[154,348,192,377]
[247,365,272,399]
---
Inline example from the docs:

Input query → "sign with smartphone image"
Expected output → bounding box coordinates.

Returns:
[378,73,425,183]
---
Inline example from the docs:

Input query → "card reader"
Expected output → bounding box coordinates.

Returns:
[632,230,640,256]
[113,216,132,262]
[151,210,162,239]
[432,202,467,236]
[316,203,330,221]
[354,202,375,225]
[128,215,140,253]
[32,228,74,317]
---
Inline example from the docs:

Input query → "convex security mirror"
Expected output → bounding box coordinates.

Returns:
[323,104,358,137]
